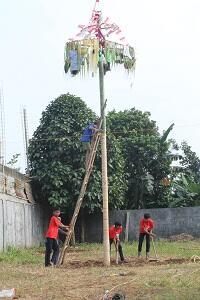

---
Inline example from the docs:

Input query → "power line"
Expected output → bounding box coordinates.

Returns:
[2,122,200,145]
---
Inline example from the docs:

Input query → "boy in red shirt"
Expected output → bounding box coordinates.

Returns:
[45,209,69,267]
[109,222,125,263]
[138,213,155,259]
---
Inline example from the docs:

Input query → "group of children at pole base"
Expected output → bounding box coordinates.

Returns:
[45,209,155,267]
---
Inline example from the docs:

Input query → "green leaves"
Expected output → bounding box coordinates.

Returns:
[107,109,172,209]
[7,153,21,170]
[29,93,199,212]
[168,142,200,207]
[29,94,96,210]
[28,93,127,213]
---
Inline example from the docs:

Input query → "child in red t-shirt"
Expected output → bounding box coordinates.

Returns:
[45,209,69,267]
[109,222,126,263]
[138,213,155,259]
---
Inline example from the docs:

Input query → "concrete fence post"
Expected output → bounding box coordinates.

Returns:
[125,211,130,243]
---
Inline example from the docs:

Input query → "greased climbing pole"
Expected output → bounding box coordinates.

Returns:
[63,0,135,266]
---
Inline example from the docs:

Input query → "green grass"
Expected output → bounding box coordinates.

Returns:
[122,239,200,258]
[1,242,200,299]
[0,246,43,264]
[1,239,199,264]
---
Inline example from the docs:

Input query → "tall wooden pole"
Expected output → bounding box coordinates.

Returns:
[0,87,5,166]
[23,108,30,175]
[99,55,110,266]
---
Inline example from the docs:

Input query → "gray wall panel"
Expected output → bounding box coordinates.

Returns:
[84,206,200,242]
[0,194,47,251]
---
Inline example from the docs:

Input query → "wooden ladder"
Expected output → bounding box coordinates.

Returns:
[58,122,102,265]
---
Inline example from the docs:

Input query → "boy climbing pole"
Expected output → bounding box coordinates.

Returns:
[109,222,127,263]
[45,209,69,267]
[138,213,155,259]
[80,120,100,168]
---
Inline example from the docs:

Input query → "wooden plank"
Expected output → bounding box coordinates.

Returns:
[0,200,3,251]
[34,206,40,246]
[14,202,25,247]
[5,200,16,248]
[31,205,36,246]
[24,204,30,247]
[36,205,45,245]
[0,194,47,250]
[24,204,34,247]
[29,204,34,247]
[23,204,27,248]
[32,205,43,247]
[2,199,6,251]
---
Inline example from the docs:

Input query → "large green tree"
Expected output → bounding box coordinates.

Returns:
[31,94,199,212]
[107,109,172,209]
[180,141,200,182]
[168,141,200,207]
[29,94,127,212]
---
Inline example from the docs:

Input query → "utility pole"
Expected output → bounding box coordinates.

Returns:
[0,86,5,166]
[99,55,110,266]
[23,108,29,175]
[0,85,6,193]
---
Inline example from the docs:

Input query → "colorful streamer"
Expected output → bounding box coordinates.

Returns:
[64,0,136,77]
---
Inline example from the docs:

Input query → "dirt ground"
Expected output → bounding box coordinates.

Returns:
[1,243,200,300]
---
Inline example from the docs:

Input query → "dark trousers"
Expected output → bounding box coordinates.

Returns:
[110,239,125,261]
[45,237,59,266]
[138,233,150,253]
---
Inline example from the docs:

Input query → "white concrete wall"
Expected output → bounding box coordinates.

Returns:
[0,193,48,251]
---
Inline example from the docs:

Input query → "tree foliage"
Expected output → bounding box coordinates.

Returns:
[29,94,127,212]
[180,141,200,182]
[29,94,95,209]
[169,174,200,207]
[168,141,200,207]
[7,153,21,171]
[107,109,172,209]
[29,94,200,211]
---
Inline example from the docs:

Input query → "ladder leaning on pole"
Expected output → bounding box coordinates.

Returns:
[58,120,102,266]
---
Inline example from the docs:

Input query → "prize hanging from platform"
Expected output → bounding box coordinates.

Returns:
[64,0,136,77]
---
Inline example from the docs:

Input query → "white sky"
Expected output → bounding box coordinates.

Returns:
[0,0,200,170]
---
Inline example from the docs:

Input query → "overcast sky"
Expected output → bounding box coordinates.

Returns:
[0,0,200,171]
